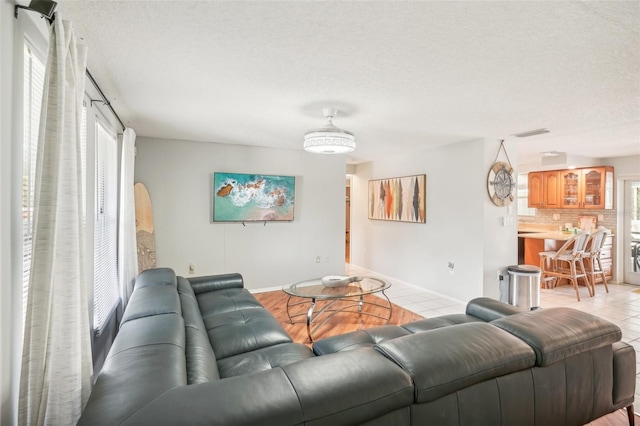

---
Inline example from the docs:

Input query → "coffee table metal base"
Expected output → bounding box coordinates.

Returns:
[285,292,392,342]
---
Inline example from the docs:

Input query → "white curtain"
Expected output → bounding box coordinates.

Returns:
[118,128,138,309]
[18,19,93,426]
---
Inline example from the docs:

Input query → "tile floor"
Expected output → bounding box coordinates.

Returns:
[346,264,640,408]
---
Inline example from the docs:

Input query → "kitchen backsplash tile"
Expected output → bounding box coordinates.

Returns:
[518,209,617,234]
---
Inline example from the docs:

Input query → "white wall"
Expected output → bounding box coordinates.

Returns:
[606,155,640,178]
[482,139,519,299]
[134,137,346,290]
[351,138,518,303]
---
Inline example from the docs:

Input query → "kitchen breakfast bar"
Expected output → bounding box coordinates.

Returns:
[519,230,576,266]
[517,228,614,284]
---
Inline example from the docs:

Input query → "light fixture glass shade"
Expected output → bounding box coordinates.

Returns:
[303,109,356,154]
[304,128,355,154]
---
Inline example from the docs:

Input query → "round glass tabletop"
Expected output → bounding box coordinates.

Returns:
[283,276,389,300]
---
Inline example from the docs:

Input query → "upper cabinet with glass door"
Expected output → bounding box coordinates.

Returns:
[529,166,614,209]
[559,166,614,209]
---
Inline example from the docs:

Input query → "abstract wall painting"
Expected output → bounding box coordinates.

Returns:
[213,172,295,222]
[368,174,426,223]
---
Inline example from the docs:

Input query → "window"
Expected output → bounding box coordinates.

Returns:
[93,120,119,334]
[22,41,45,317]
[517,173,536,216]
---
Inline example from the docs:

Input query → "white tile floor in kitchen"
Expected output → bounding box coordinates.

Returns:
[346,264,640,408]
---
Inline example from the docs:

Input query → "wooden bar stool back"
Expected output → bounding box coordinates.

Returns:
[583,227,610,294]
[539,231,591,301]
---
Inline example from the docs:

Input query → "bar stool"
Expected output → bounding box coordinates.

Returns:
[582,227,610,294]
[539,231,591,301]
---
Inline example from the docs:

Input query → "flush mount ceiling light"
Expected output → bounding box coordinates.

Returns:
[541,150,565,157]
[513,128,550,138]
[304,108,355,154]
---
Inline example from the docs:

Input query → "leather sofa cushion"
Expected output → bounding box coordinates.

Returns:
[118,368,306,426]
[375,322,536,403]
[313,325,410,355]
[197,287,263,318]
[492,307,622,367]
[312,314,489,356]
[402,314,484,333]
[121,285,181,325]
[188,273,244,294]
[217,342,314,378]
[312,313,487,356]
[203,308,292,360]
[78,311,187,426]
[176,275,197,299]
[184,327,220,383]
[134,267,177,289]
[109,313,185,357]
[465,297,524,322]
[281,348,414,425]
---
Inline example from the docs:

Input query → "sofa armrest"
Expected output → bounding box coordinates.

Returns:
[187,273,244,294]
[612,341,636,409]
[466,297,524,322]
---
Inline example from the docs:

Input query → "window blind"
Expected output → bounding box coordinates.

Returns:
[22,42,45,317]
[93,121,119,334]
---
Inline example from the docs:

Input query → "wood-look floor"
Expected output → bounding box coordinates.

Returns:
[255,290,638,426]
[254,291,423,346]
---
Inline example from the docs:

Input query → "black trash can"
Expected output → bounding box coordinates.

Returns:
[507,265,541,310]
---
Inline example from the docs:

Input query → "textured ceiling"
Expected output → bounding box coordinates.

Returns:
[55,1,640,166]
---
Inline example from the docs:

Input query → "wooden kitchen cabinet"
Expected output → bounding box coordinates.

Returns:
[560,166,613,209]
[528,171,560,208]
[528,166,613,209]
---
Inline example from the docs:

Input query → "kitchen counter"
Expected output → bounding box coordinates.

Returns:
[518,231,577,241]
[517,223,558,232]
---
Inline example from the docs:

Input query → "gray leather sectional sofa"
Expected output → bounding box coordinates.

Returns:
[78,267,636,425]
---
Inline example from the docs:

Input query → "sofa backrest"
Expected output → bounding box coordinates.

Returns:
[374,322,536,403]
[492,307,622,366]
[78,268,188,426]
[121,267,181,326]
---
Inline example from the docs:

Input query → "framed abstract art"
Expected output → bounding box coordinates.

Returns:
[368,174,426,223]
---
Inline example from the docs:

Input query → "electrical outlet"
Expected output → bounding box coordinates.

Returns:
[598,214,604,221]
[188,263,195,274]
[316,256,321,263]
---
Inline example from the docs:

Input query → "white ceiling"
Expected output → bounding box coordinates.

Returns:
[53,0,640,166]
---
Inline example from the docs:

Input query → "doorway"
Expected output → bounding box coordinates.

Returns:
[623,179,640,285]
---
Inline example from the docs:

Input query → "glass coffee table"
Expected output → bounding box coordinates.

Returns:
[282,276,392,342]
